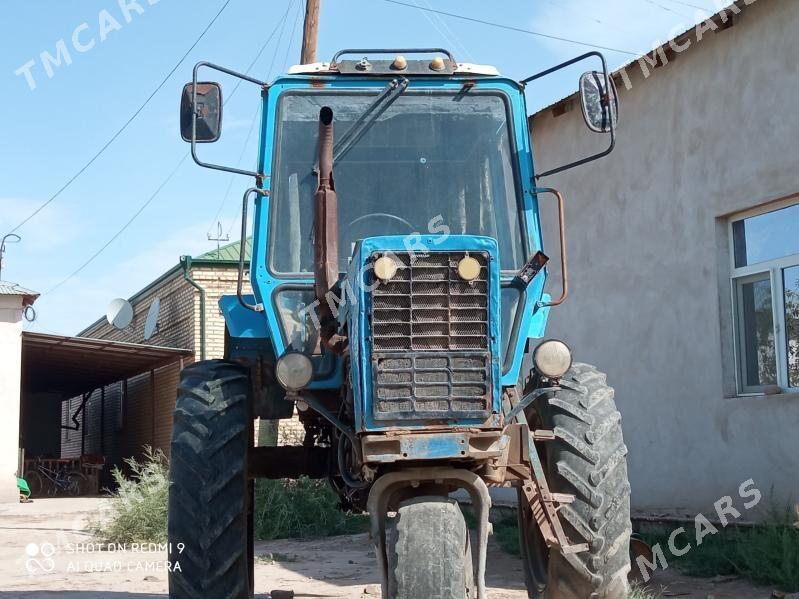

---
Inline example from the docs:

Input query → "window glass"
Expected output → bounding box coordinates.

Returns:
[784,265,799,388]
[732,203,799,267]
[739,277,777,388]
[274,289,320,354]
[270,90,526,273]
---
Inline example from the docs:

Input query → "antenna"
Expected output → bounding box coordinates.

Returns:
[143,297,161,340]
[106,298,134,330]
[0,233,21,280]
[207,222,229,257]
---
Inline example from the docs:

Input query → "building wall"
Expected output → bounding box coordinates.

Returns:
[0,295,25,503]
[529,0,799,514]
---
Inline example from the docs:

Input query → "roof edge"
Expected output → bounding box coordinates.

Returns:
[531,0,753,118]
[76,263,182,336]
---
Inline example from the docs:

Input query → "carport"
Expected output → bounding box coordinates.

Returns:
[19,332,191,492]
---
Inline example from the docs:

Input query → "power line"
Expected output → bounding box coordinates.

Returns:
[643,0,692,18]
[225,0,303,237]
[378,0,639,56]
[206,0,297,234]
[45,153,190,295]
[413,0,476,63]
[662,0,711,11]
[45,0,295,296]
[6,0,234,236]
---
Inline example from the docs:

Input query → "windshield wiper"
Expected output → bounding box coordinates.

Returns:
[314,77,408,173]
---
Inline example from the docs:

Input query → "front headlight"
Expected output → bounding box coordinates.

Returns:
[275,352,313,391]
[374,255,398,281]
[533,339,572,379]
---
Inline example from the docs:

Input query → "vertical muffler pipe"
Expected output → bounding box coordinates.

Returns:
[314,107,340,346]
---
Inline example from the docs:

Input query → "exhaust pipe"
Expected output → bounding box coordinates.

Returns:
[313,107,343,349]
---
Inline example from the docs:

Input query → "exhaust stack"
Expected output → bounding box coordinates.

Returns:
[314,107,341,345]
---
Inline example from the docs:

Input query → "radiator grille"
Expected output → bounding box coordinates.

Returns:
[369,251,492,421]
[371,252,489,352]
[372,353,491,419]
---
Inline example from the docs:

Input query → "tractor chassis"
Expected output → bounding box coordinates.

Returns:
[360,416,587,599]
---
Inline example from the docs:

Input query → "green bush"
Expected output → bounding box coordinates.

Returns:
[641,505,799,592]
[93,446,169,544]
[254,477,367,540]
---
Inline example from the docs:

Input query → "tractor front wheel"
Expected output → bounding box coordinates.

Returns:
[521,363,632,599]
[387,496,472,599]
[167,360,252,599]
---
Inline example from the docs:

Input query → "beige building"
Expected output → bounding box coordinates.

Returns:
[0,282,38,502]
[530,0,799,515]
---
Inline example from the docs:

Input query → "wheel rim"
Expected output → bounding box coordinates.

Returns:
[518,490,549,594]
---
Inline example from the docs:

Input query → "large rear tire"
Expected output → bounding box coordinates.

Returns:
[168,360,252,599]
[521,363,631,599]
[387,496,471,599]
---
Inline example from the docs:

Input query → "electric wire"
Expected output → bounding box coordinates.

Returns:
[643,0,692,18]
[378,0,639,56]
[45,1,294,296]
[662,0,712,11]
[206,0,297,234]
[413,0,476,63]
[45,153,190,295]
[224,0,303,237]
[6,0,234,236]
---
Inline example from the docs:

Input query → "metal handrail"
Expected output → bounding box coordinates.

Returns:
[535,188,568,307]
[237,187,267,312]
[331,47,455,64]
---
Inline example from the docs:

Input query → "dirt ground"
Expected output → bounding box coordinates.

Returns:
[0,498,776,598]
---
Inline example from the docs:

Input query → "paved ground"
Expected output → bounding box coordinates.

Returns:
[0,498,776,598]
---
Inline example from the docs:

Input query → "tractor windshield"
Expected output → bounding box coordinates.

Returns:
[269,88,526,273]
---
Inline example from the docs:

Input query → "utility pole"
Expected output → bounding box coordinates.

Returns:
[300,0,320,64]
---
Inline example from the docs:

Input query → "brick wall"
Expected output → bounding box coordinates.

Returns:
[63,270,194,464]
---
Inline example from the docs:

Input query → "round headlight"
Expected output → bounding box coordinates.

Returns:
[533,339,572,379]
[457,256,481,281]
[275,352,313,391]
[374,255,398,281]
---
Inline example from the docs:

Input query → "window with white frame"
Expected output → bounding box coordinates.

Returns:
[730,201,799,393]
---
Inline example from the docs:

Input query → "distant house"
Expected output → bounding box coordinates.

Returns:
[63,240,302,477]
[529,0,799,516]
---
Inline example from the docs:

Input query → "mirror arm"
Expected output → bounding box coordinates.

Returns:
[521,51,617,180]
[520,50,606,85]
[535,124,615,179]
[190,61,267,181]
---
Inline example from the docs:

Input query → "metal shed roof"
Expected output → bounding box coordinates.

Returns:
[0,281,39,305]
[195,238,252,262]
[22,332,192,398]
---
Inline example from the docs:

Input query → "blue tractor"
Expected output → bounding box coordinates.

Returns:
[169,48,629,599]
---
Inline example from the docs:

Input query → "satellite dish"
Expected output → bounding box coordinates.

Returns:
[106,298,133,330]
[143,297,161,341]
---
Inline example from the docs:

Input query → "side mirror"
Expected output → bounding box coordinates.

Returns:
[180,82,222,143]
[579,71,618,133]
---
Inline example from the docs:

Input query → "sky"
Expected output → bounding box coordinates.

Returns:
[0,0,724,335]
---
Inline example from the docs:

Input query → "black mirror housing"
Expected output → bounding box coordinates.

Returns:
[180,82,223,143]
[579,71,618,133]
